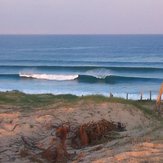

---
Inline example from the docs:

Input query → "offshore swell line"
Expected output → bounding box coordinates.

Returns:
[0,65,163,71]
[0,73,162,84]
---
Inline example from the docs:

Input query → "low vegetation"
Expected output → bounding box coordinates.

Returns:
[0,91,160,117]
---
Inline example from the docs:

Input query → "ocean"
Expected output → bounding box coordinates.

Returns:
[0,35,163,99]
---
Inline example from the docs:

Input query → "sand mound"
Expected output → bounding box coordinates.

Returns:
[91,142,163,163]
[0,101,161,163]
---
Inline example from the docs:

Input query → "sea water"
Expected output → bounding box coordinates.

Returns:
[0,35,163,99]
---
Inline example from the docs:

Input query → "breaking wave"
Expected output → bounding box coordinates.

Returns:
[15,72,163,83]
[19,73,78,81]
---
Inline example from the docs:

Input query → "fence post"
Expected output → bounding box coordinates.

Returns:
[150,91,152,101]
[126,93,128,100]
[140,92,143,100]
[110,93,113,98]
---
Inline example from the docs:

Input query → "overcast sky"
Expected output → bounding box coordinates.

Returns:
[0,0,163,34]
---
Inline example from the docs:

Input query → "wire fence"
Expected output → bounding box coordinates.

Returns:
[109,90,158,101]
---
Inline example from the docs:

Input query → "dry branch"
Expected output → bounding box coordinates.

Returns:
[20,119,126,162]
[71,119,126,148]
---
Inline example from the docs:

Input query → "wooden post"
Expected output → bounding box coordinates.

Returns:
[140,92,143,100]
[150,91,152,101]
[126,93,128,100]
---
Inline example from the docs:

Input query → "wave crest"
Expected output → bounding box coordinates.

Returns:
[19,73,78,81]
[85,68,111,79]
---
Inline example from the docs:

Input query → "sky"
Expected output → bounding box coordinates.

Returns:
[0,0,163,34]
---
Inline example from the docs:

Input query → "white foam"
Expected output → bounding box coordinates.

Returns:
[85,68,111,79]
[19,73,78,81]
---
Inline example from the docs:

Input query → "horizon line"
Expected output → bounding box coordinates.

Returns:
[0,33,163,36]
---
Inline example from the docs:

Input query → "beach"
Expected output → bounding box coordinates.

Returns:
[1,0,163,162]
[0,91,163,163]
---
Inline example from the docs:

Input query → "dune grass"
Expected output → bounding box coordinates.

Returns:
[0,91,161,120]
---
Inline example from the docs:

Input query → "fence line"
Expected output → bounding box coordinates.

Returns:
[109,90,158,101]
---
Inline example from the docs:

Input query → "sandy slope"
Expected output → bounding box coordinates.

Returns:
[0,101,162,163]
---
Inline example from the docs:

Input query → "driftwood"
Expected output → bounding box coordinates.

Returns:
[20,123,72,163]
[71,119,126,148]
[20,120,126,162]
[41,123,71,162]
[21,136,42,151]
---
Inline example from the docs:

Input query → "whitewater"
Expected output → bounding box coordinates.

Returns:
[19,73,79,81]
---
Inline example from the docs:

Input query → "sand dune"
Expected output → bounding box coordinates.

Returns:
[0,98,162,163]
